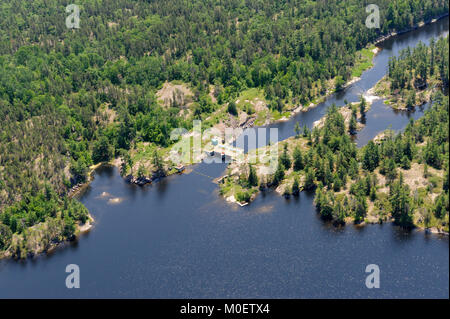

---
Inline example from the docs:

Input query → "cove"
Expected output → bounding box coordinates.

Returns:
[0,17,448,299]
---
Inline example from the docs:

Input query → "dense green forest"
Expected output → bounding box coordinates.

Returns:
[375,35,449,108]
[388,37,449,91]
[225,36,448,230]
[314,90,448,230]
[0,0,449,257]
[227,90,448,230]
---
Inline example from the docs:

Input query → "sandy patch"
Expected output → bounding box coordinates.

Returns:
[313,102,368,130]
[157,82,193,108]
[209,85,218,103]
[375,163,444,197]
[78,220,93,233]
[226,195,237,203]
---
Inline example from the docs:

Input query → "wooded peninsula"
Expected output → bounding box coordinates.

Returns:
[0,0,448,258]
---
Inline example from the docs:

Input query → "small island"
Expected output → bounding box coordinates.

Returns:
[373,36,448,110]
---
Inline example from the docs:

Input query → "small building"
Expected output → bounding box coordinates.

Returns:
[175,164,185,173]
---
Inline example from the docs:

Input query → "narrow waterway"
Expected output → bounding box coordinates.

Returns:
[235,17,449,149]
[0,18,448,299]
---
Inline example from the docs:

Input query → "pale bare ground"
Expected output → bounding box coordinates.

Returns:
[401,163,443,200]
[238,111,249,125]
[373,129,394,144]
[319,160,443,220]
[250,98,268,113]
[366,201,379,223]
[208,85,217,103]
[375,162,443,200]
[93,103,116,125]
[128,142,154,174]
[156,82,193,108]
[107,22,119,28]
[208,96,269,130]
[226,195,237,204]
[112,157,122,168]
[313,102,369,130]
[78,214,95,233]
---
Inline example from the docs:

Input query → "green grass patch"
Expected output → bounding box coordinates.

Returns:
[236,88,266,107]
[351,46,376,78]
[254,109,269,126]
[270,110,291,121]
[132,142,157,163]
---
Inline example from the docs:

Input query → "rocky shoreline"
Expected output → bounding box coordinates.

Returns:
[373,13,449,45]
[53,13,450,257]
[0,213,95,260]
[113,14,449,192]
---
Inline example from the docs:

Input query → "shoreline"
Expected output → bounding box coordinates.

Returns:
[78,214,95,234]
[213,16,448,233]
[370,73,439,111]
[282,11,450,115]
[110,12,448,185]
[67,162,106,199]
[6,13,444,261]
[79,13,449,229]
[43,213,95,257]
[277,46,381,118]
[0,212,95,260]
[373,13,449,45]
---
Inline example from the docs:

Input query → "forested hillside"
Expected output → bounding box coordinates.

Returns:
[375,36,449,108]
[222,36,449,231]
[0,0,449,257]
[315,90,448,230]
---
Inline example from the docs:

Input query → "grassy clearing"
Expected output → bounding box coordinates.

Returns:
[236,88,266,106]
[351,46,376,78]
[131,142,158,164]
[254,109,269,126]
[270,109,291,121]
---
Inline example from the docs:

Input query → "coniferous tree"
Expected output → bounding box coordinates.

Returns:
[362,141,379,172]
[272,162,285,186]
[389,173,414,227]
[292,177,300,196]
[304,167,316,190]
[280,143,291,169]
[248,164,259,187]
[227,101,238,116]
[349,115,357,135]
[294,122,301,138]
[293,146,304,171]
